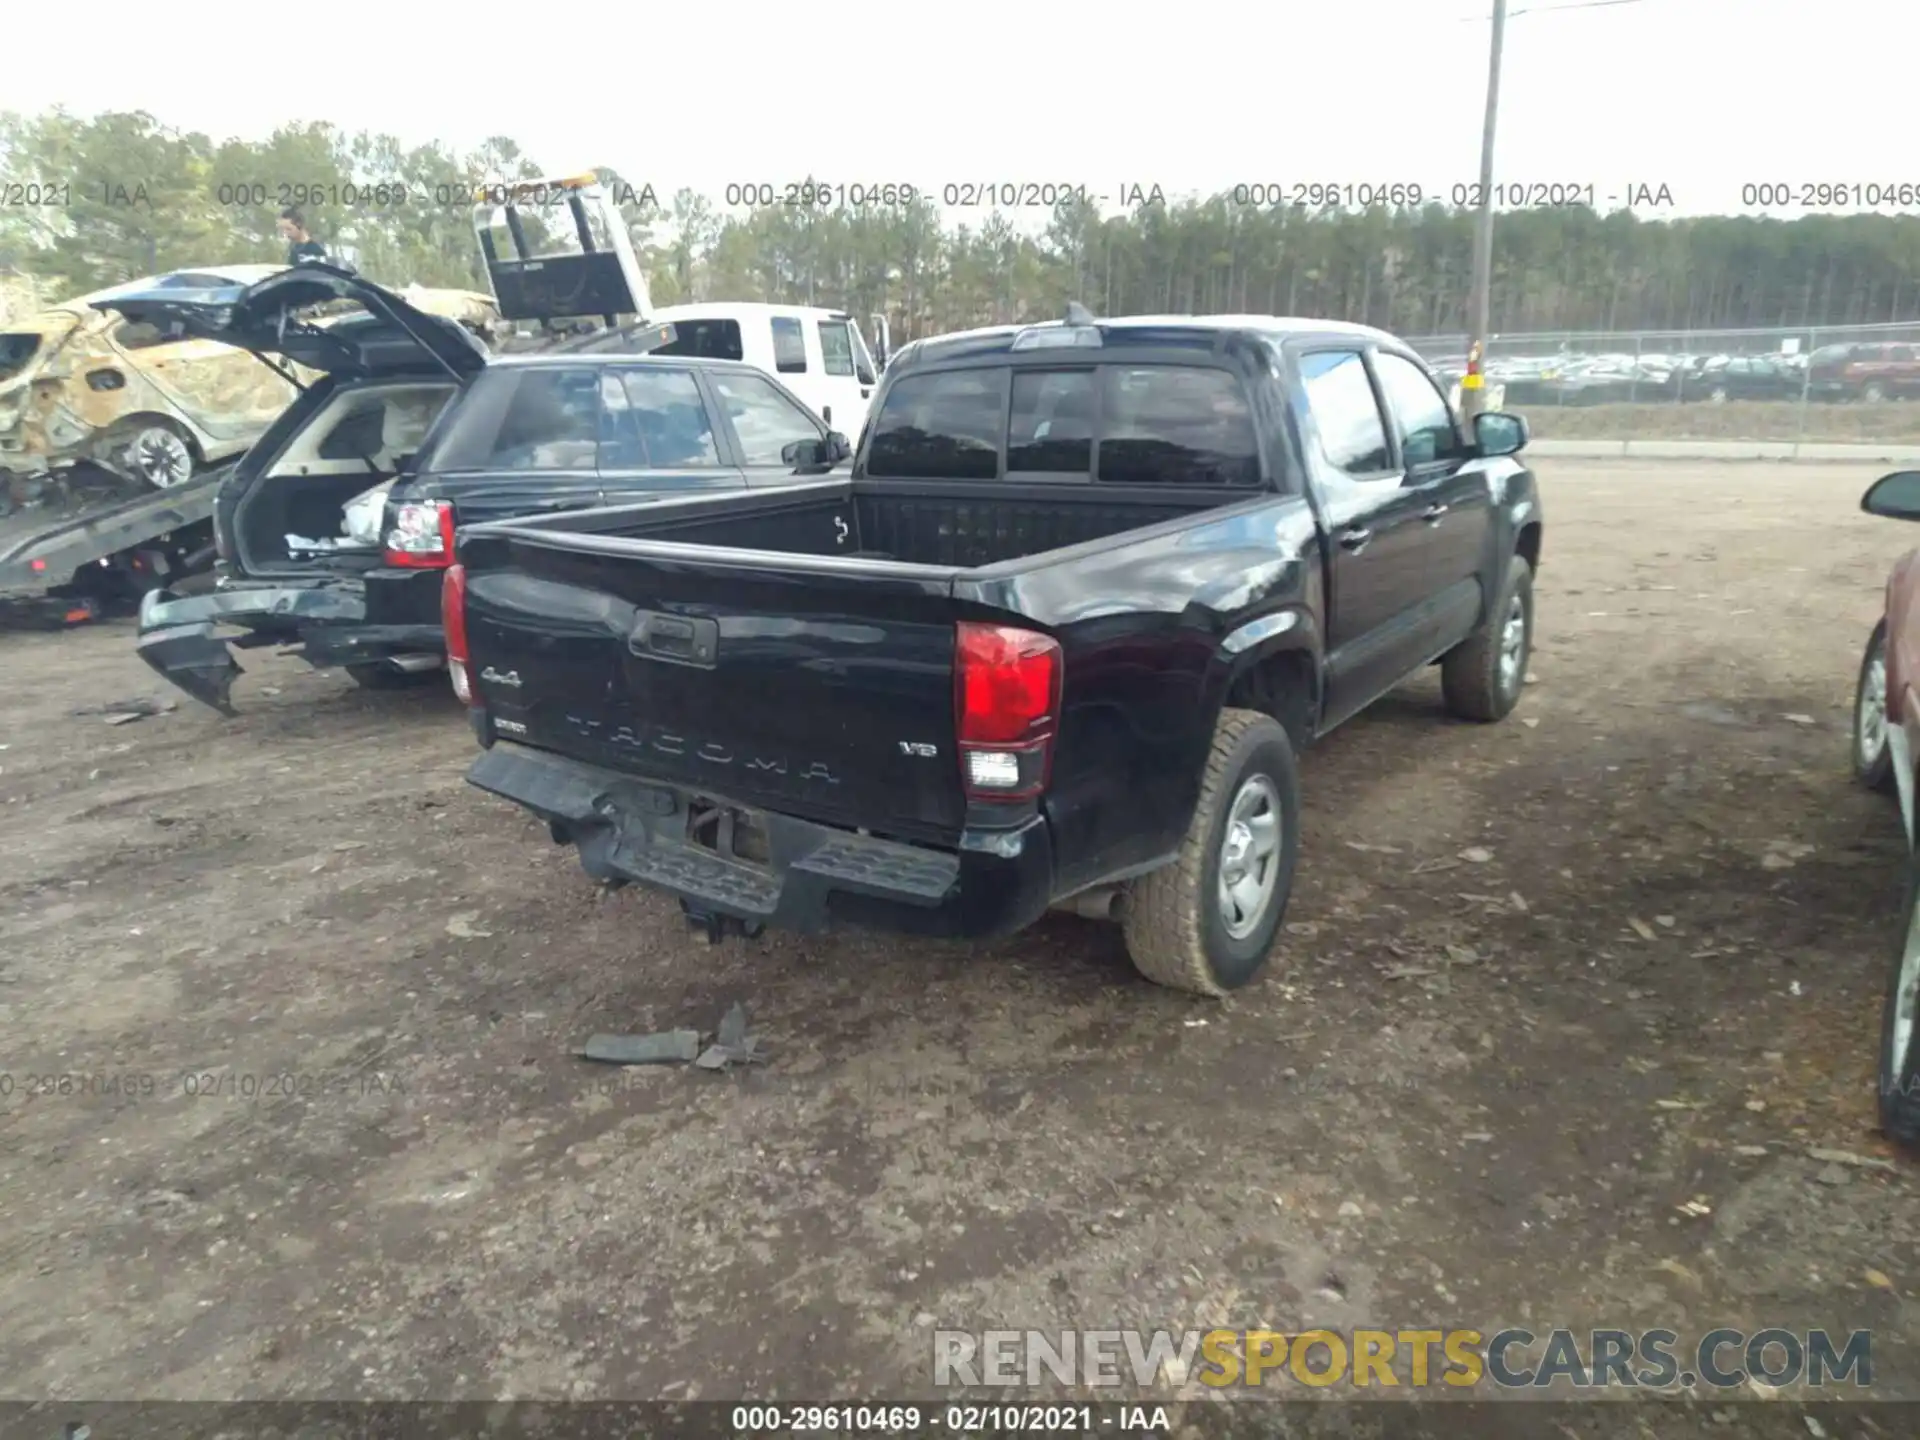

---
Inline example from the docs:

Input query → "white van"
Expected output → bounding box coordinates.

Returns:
[647,303,884,435]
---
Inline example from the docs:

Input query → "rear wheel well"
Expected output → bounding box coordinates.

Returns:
[1516,521,1542,573]
[1226,649,1319,751]
[108,413,205,460]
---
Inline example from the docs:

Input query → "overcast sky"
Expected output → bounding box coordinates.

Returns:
[7,0,1913,224]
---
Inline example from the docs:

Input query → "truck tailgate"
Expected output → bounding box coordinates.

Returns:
[463,535,972,843]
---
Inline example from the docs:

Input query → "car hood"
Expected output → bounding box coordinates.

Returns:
[92,263,488,382]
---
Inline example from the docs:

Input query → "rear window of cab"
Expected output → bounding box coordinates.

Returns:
[864,364,1260,487]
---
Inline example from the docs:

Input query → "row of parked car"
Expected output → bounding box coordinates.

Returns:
[1426,342,1920,406]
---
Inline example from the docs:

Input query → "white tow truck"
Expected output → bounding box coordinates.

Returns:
[472,172,892,432]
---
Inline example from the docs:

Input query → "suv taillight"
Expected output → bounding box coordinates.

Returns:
[442,563,475,705]
[955,622,1062,801]
[384,499,455,568]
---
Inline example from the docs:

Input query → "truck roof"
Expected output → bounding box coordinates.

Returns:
[899,313,1407,368]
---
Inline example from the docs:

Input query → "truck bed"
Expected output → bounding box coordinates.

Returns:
[456,476,1255,856]
[489,478,1213,572]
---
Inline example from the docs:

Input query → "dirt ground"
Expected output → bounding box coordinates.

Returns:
[1526,400,1920,445]
[2,461,1917,1421]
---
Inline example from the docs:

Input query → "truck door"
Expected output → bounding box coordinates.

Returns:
[815,314,876,434]
[1295,348,1445,724]
[1368,349,1493,652]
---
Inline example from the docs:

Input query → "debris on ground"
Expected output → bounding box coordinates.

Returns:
[70,697,177,725]
[1806,1148,1897,1172]
[581,1030,702,1065]
[444,912,493,939]
[696,1001,764,1069]
[578,1002,765,1071]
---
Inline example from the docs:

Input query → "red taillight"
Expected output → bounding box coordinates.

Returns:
[955,622,1062,801]
[442,563,476,705]
[384,500,456,569]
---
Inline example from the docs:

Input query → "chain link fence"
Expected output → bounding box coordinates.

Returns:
[1404,322,1920,448]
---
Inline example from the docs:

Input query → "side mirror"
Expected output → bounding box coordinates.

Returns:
[1862,470,1920,521]
[1474,410,1529,458]
[781,437,829,468]
[781,431,854,469]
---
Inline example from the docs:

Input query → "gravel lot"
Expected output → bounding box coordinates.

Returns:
[1525,400,1920,445]
[1,461,1916,1419]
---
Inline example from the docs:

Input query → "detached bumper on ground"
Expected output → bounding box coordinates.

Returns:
[136,583,442,714]
[465,741,1056,939]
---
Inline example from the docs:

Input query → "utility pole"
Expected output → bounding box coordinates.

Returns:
[1461,0,1508,421]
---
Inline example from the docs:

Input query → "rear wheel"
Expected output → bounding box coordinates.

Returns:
[1854,620,1895,794]
[1880,856,1920,1154]
[1864,381,1889,404]
[118,421,198,490]
[1122,708,1301,996]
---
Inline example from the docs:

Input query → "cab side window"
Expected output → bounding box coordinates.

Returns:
[710,371,822,467]
[771,317,808,374]
[1298,350,1393,477]
[1370,351,1468,467]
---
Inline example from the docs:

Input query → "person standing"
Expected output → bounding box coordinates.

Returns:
[277,207,327,265]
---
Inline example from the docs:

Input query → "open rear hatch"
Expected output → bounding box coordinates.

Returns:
[113,265,490,712]
[95,263,490,384]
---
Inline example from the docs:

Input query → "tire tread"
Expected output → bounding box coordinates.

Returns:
[1123,708,1286,997]
[1442,555,1532,722]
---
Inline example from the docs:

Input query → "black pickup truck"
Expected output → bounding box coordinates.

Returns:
[119,264,852,714]
[451,310,1544,995]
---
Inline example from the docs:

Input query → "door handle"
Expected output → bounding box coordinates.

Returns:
[1338,526,1373,552]
[1423,503,1449,522]
[627,611,719,667]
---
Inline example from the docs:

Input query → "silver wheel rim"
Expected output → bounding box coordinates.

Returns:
[1859,640,1888,765]
[1498,592,1528,694]
[1217,774,1282,940]
[1709,388,1727,403]
[1895,893,1920,1090]
[130,428,193,488]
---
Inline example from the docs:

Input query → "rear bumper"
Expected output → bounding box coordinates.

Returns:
[135,581,441,714]
[466,741,1055,940]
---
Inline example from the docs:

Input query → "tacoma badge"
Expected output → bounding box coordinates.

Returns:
[481,667,522,688]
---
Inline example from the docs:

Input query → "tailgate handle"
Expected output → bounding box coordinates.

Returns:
[628,611,719,667]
